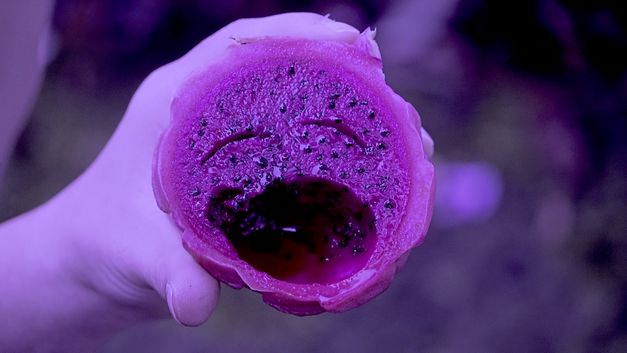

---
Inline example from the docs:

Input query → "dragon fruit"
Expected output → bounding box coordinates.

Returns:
[153,30,435,315]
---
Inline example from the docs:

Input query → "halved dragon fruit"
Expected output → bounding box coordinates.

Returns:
[153,30,435,315]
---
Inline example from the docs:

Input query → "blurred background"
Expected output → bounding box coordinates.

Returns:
[1,0,626,352]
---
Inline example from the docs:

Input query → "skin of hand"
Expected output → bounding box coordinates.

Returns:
[0,13,370,352]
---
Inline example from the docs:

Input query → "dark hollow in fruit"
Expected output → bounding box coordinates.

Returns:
[207,177,376,284]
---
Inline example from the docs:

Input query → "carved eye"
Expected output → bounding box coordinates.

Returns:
[201,130,263,165]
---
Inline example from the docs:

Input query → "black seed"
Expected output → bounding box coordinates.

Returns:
[229,155,238,164]
[288,65,295,76]
[318,136,327,144]
[384,200,395,209]
[378,176,389,187]
[331,151,339,159]
[334,118,343,124]
[198,130,205,137]
[255,157,269,168]
[316,154,324,161]
[191,188,201,197]
[319,164,329,172]
[303,146,313,154]
[377,143,387,150]
[279,104,287,113]
[328,101,336,110]
[188,139,196,149]
[348,98,357,107]
[368,110,376,119]
[356,167,366,174]
[380,129,391,137]
[200,119,208,127]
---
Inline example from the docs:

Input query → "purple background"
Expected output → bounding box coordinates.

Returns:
[1,0,625,352]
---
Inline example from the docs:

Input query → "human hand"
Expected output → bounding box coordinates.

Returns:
[1,12,392,352]
[64,11,375,325]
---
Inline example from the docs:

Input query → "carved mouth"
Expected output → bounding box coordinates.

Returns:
[207,177,377,284]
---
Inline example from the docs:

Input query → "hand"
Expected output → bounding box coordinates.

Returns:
[0,13,367,352]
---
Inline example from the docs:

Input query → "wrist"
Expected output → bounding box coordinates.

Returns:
[0,201,88,351]
[0,191,162,352]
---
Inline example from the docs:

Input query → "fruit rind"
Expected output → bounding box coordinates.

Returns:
[153,31,435,315]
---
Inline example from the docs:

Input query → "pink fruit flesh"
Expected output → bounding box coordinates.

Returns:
[154,34,435,315]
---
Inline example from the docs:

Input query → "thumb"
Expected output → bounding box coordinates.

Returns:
[145,244,220,326]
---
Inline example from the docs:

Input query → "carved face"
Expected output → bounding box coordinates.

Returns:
[155,37,434,314]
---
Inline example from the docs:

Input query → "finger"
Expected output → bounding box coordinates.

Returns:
[163,250,220,326]
[174,13,360,86]
[127,13,360,132]
[139,229,220,326]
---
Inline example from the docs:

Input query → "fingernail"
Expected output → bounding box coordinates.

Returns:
[166,283,182,325]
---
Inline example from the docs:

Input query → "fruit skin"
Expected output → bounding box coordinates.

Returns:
[153,30,435,315]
